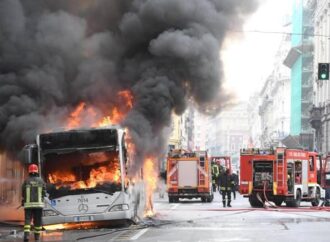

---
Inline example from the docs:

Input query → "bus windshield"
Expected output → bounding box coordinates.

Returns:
[43,149,122,199]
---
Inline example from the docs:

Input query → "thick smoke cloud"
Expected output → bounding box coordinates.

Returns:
[0,0,258,165]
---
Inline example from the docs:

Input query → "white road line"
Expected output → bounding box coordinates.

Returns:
[130,228,149,240]
[172,226,280,231]
[170,204,180,210]
[198,239,251,242]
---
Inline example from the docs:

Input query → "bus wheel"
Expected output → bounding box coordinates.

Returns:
[169,196,174,203]
[311,188,320,207]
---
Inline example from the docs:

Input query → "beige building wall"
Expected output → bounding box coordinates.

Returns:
[168,114,181,149]
[0,153,24,205]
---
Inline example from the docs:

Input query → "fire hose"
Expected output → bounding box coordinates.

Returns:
[256,181,277,209]
[256,180,330,211]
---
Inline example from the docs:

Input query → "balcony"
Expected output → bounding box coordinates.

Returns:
[309,106,323,130]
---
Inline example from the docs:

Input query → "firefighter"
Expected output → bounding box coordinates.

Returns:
[219,168,234,207]
[22,164,46,242]
[231,172,238,200]
[211,161,219,192]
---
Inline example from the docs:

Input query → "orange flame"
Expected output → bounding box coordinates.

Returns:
[66,102,86,129]
[143,158,158,217]
[65,90,133,129]
[48,162,121,190]
[97,107,123,127]
[118,90,133,109]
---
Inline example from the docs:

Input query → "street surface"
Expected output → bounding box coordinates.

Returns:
[1,192,330,242]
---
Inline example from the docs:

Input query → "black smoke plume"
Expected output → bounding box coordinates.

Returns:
[0,0,258,166]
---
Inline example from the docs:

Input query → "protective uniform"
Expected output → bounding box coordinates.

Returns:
[22,164,46,242]
[231,172,238,200]
[218,169,234,207]
[211,162,219,192]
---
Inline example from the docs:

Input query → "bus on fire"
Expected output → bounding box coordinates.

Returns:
[23,126,145,225]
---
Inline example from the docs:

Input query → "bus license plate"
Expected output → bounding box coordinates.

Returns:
[74,216,91,222]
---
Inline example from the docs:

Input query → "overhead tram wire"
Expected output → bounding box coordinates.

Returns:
[229,29,330,39]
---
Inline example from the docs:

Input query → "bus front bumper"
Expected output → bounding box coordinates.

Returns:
[43,210,132,225]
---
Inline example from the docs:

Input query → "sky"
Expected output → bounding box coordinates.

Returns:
[222,0,293,101]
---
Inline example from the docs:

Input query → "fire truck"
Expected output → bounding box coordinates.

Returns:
[320,156,330,205]
[167,150,213,203]
[240,147,324,207]
[23,126,145,225]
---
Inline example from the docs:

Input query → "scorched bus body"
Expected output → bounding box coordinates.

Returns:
[24,126,145,225]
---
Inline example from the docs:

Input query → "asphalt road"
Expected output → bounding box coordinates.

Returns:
[2,192,330,242]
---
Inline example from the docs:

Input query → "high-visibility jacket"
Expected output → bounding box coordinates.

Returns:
[22,176,46,209]
[219,173,234,191]
[211,164,219,184]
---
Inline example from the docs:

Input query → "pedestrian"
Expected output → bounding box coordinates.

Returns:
[219,168,234,207]
[22,164,46,242]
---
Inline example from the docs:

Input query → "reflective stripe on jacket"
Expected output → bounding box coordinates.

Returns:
[218,173,234,191]
[22,176,46,209]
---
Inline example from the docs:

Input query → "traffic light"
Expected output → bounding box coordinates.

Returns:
[318,63,329,80]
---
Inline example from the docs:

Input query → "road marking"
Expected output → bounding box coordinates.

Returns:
[170,204,179,210]
[172,226,280,231]
[130,228,149,240]
[198,239,251,242]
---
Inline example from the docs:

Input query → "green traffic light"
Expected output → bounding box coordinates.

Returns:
[321,73,327,79]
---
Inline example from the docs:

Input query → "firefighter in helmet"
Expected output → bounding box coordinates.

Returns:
[211,160,219,192]
[22,164,46,242]
[218,168,234,207]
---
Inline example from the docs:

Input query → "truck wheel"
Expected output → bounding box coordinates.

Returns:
[201,197,206,202]
[208,194,214,202]
[311,188,320,207]
[289,189,301,207]
[249,194,263,208]
[274,198,283,207]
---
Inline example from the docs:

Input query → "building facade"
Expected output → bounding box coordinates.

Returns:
[247,93,262,148]
[193,112,207,151]
[284,0,316,150]
[310,0,330,154]
[206,103,250,169]
[259,33,291,148]
[0,154,24,205]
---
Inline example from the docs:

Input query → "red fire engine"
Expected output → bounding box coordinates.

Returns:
[320,156,330,205]
[320,156,330,189]
[167,149,213,203]
[240,147,324,207]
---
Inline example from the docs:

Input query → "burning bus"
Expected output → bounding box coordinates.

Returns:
[23,126,145,225]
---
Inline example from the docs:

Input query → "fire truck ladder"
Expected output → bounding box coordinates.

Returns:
[276,153,284,188]
[198,156,206,186]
